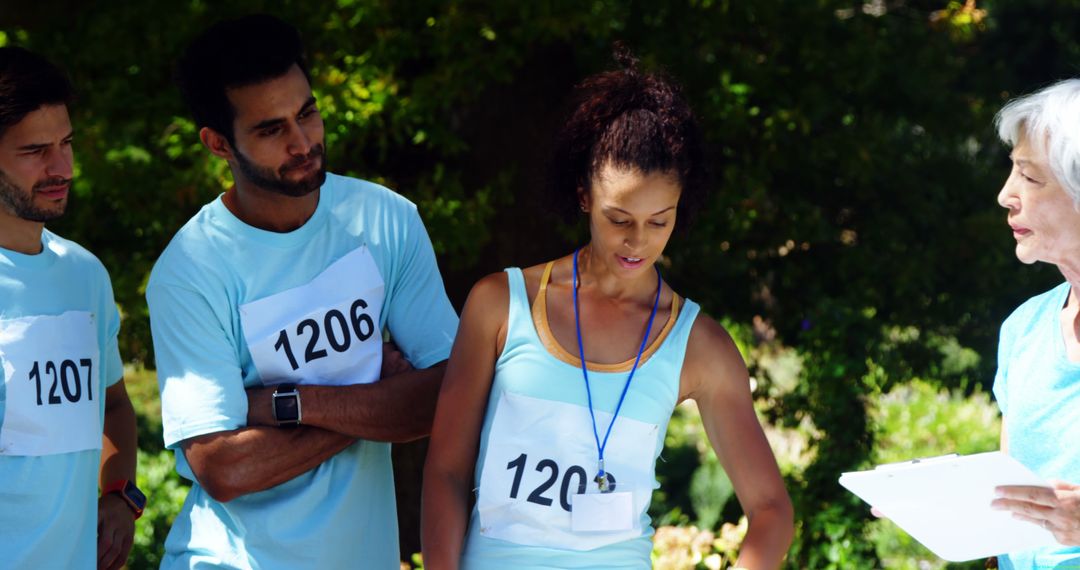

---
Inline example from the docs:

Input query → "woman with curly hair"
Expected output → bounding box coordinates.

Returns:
[421,51,793,569]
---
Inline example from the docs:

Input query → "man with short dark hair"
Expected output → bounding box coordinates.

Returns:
[0,46,141,570]
[147,15,458,569]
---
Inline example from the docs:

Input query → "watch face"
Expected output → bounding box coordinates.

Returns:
[124,481,147,509]
[274,393,300,422]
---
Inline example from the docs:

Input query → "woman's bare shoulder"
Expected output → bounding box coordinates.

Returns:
[519,255,573,301]
[681,311,749,398]
[467,271,511,308]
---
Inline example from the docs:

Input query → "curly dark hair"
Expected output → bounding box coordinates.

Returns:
[0,47,74,140]
[175,14,310,144]
[550,45,705,231]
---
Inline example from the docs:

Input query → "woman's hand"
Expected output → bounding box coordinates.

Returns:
[993,481,1080,545]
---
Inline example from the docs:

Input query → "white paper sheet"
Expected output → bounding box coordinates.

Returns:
[839,451,1059,561]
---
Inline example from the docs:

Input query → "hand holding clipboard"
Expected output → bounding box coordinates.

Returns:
[840,451,1059,561]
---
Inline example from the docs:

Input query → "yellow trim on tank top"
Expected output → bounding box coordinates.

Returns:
[531,260,680,372]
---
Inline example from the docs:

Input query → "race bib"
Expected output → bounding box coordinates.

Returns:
[0,311,102,456]
[240,246,384,386]
[476,391,660,551]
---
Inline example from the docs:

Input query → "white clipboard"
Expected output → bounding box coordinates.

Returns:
[839,451,1059,561]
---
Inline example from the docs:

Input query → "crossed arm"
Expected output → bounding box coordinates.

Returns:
[182,346,446,503]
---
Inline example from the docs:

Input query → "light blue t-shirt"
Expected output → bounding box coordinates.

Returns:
[462,267,700,569]
[147,173,458,569]
[0,229,124,569]
[994,282,1080,569]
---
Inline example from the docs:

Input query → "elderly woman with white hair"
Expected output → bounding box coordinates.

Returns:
[987,79,1080,568]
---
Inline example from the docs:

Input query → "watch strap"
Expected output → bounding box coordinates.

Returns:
[102,479,146,520]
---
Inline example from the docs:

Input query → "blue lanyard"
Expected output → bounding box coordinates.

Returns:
[572,247,662,492]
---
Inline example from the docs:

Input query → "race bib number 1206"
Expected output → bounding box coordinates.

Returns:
[240,246,385,386]
[0,311,102,456]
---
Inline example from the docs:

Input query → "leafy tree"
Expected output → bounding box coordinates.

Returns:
[3,1,1074,566]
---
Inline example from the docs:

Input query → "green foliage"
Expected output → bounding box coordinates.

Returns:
[780,304,879,568]
[125,365,190,569]
[125,364,165,453]
[4,1,1073,567]
[873,380,1001,465]
[652,403,729,529]
[689,454,734,532]
[131,450,189,569]
[869,380,1000,569]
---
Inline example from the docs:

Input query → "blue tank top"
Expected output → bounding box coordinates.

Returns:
[461,265,701,569]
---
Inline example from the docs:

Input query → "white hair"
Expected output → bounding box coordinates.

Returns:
[996,79,1080,207]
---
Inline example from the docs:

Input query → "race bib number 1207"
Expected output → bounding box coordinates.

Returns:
[0,311,102,456]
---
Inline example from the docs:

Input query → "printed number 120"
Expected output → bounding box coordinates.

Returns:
[506,452,616,512]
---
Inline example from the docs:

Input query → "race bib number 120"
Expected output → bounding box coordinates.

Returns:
[0,311,101,456]
[476,391,660,551]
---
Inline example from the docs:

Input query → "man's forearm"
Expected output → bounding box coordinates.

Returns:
[100,381,137,486]
[249,363,446,442]
[184,426,355,503]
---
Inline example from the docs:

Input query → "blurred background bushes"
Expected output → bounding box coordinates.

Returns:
[2,0,1073,567]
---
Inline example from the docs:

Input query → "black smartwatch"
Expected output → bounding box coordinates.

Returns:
[272,383,302,427]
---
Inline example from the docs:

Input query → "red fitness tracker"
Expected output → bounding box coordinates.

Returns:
[102,479,147,520]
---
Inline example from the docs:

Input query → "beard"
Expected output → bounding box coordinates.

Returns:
[0,170,69,222]
[233,144,327,198]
